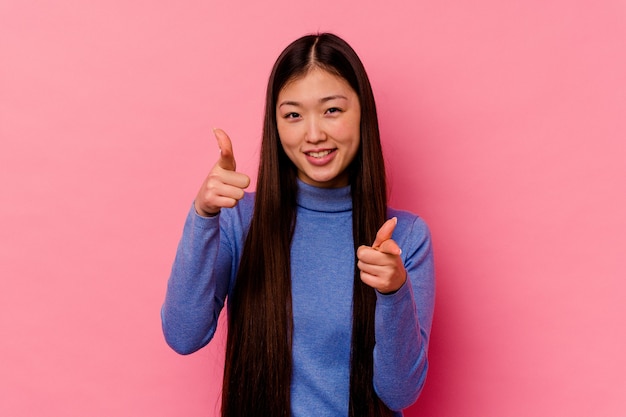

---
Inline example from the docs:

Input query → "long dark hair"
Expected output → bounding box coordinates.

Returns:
[222,33,391,417]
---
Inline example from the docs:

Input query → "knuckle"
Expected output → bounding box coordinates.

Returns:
[207,172,222,184]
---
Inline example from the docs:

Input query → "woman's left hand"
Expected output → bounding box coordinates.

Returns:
[357,217,407,294]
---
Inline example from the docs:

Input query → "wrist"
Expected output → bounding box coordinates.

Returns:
[378,270,407,295]
[194,201,219,218]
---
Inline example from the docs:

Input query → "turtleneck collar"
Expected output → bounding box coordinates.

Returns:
[296,179,352,213]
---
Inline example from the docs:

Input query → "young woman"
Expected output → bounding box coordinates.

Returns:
[162,33,435,417]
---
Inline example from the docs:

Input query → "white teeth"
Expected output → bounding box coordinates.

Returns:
[307,150,332,158]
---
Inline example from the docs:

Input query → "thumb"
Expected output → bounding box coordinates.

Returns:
[214,128,236,171]
[372,217,398,249]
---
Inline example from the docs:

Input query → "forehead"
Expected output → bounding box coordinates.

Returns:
[278,68,357,101]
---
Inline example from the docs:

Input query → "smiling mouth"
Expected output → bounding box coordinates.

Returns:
[305,149,335,158]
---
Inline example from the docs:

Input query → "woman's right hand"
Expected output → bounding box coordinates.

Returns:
[194,128,251,217]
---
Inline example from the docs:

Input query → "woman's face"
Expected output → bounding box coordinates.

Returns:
[276,67,361,188]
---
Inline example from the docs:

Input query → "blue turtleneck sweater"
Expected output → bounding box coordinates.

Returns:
[162,181,435,416]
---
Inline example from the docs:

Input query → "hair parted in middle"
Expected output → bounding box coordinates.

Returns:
[222,32,392,417]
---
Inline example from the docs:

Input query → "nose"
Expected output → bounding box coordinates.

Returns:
[305,117,326,143]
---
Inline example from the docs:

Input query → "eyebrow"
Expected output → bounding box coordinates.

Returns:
[278,95,349,108]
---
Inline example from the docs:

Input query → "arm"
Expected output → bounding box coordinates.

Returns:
[161,205,234,354]
[372,215,435,410]
[161,128,250,354]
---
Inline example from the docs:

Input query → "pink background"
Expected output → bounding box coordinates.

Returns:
[1,1,625,416]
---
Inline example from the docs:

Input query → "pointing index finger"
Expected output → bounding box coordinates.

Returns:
[213,128,236,171]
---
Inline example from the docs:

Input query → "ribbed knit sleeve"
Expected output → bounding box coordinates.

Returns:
[161,195,252,354]
[373,212,435,410]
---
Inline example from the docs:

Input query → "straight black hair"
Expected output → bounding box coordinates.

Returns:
[222,33,391,417]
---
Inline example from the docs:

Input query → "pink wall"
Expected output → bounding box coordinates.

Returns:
[1,1,625,416]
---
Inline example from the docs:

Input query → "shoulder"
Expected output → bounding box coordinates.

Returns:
[388,207,430,236]
[387,207,432,252]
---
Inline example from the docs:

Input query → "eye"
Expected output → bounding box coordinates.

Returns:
[325,107,342,115]
[283,112,301,119]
